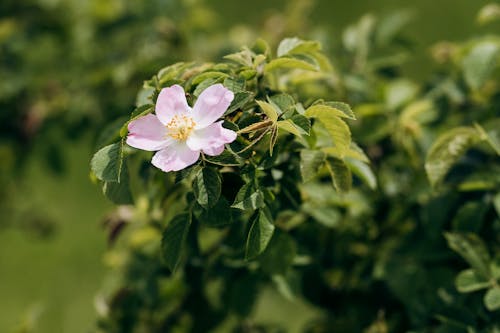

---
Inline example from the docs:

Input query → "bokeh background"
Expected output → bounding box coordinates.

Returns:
[0,0,496,332]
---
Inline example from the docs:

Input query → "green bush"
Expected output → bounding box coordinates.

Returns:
[90,5,500,332]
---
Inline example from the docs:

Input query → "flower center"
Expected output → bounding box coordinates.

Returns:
[166,114,196,141]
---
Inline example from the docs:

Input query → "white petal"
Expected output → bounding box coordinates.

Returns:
[192,84,234,129]
[155,85,191,125]
[151,142,200,172]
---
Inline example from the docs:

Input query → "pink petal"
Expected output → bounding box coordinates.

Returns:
[192,84,234,129]
[186,121,237,156]
[151,142,200,172]
[155,85,191,125]
[202,144,225,156]
[126,114,171,151]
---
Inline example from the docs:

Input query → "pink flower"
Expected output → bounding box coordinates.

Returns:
[126,84,237,172]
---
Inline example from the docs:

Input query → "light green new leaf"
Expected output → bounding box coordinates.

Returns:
[345,158,377,190]
[161,213,192,272]
[91,142,123,183]
[462,40,500,90]
[484,287,500,311]
[264,57,318,72]
[308,114,351,156]
[306,104,355,120]
[326,157,352,193]
[425,127,482,186]
[445,232,491,278]
[455,269,491,293]
[324,102,357,120]
[256,100,279,122]
[300,150,326,182]
[193,167,221,209]
[277,120,302,136]
[231,183,264,210]
[245,209,275,259]
[277,37,321,57]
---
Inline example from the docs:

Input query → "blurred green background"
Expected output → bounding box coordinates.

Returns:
[0,0,494,332]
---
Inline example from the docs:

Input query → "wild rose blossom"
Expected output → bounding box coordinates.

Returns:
[126,84,237,172]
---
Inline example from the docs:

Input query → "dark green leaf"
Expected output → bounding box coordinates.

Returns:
[231,183,264,210]
[161,213,192,272]
[259,231,296,275]
[193,167,221,209]
[102,163,133,205]
[246,208,275,259]
[345,158,377,190]
[224,91,254,115]
[300,149,326,182]
[205,150,243,166]
[425,127,482,186]
[198,197,233,227]
[326,157,352,193]
[445,232,491,278]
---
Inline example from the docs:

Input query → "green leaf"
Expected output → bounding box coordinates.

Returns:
[324,102,357,120]
[224,48,254,66]
[259,231,296,275]
[345,158,377,190]
[484,287,500,311]
[306,104,356,120]
[300,150,326,182]
[190,71,229,85]
[256,100,279,122]
[277,37,321,57]
[205,150,243,166]
[313,116,351,156]
[264,57,318,72]
[197,197,233,227]
[91,142,123,182]
[277,120,302,136]
[193,167,221,209]
[269,93,295,113]
[231,183,264,210]
[375,10,414,46]
[326,157,352,193]
[223,77,246,92]
[245,209,275,259]
[225,91,254,115]
[290,114,311,135]
[102,163,133,205]
[425,127,482,186]
[494,192,500,218]
[161,213,192,272]
[455,269,491,293]
[462,40,500,90]
[445,232,491,278]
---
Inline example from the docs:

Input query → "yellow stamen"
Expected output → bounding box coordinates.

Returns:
[166,114,196,141]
